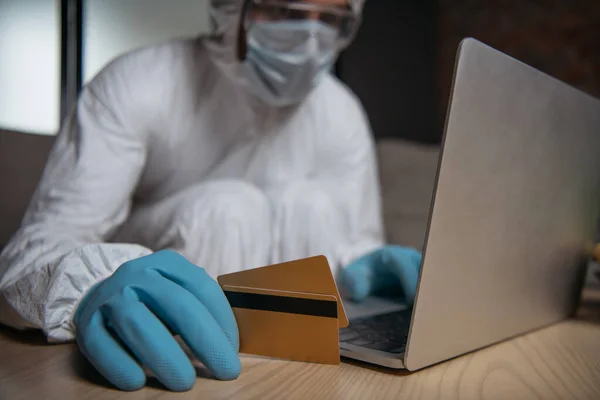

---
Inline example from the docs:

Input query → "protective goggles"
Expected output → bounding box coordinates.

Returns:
[243,0,361,48]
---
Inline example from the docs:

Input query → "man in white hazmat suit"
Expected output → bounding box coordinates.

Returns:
[0,0,422,392]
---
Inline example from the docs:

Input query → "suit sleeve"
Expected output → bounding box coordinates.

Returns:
[0,58,155,342]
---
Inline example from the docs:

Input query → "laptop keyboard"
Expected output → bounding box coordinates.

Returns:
[339,309,412,354]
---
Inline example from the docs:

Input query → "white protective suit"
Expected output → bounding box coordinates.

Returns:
[0,0,384,342]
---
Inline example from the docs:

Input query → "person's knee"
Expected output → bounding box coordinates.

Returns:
[183,180,271,230]
[274,181,344,239]
[276,181,337,218]
[271,181,346,266]
[174,180,271,272]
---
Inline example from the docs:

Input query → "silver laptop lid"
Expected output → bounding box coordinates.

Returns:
[405,38,600,371]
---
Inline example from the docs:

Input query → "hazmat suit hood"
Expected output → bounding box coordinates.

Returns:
[205,0,365,91]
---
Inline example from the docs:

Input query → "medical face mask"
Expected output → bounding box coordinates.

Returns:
[240,20,339,107]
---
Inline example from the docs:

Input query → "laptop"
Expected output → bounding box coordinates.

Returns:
[339,38,600,371]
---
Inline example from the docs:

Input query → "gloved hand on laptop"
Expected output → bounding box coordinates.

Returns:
[339,245,422,304]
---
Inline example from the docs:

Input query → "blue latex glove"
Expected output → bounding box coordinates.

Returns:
[339,245,422,304]
[74,250,241,392]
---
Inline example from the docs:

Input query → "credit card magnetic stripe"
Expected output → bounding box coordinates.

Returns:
[224,291,338,318]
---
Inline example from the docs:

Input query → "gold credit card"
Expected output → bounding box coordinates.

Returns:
[222,285,341,365]
[218,255,348,328]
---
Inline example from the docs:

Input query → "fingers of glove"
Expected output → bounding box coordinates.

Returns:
[101,295,196,392]
[339,250,382,302]
[341,246,423,302]
[76,311,146,391]
[149,250,240,352]
[74,281,104,326]
[136,277,242,381]
[407,248,423,266]
[381,246,422,304]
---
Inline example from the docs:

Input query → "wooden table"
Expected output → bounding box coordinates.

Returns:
[2,287,600,400]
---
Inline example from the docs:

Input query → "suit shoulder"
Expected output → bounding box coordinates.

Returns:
[85,37,204,91]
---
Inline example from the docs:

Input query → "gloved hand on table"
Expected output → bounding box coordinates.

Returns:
[74,250,241,392]
[339,245,422,304]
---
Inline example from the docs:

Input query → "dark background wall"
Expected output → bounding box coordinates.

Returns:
[336,0,441,144]
[337,0,600,145]
[436,0,600,122]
